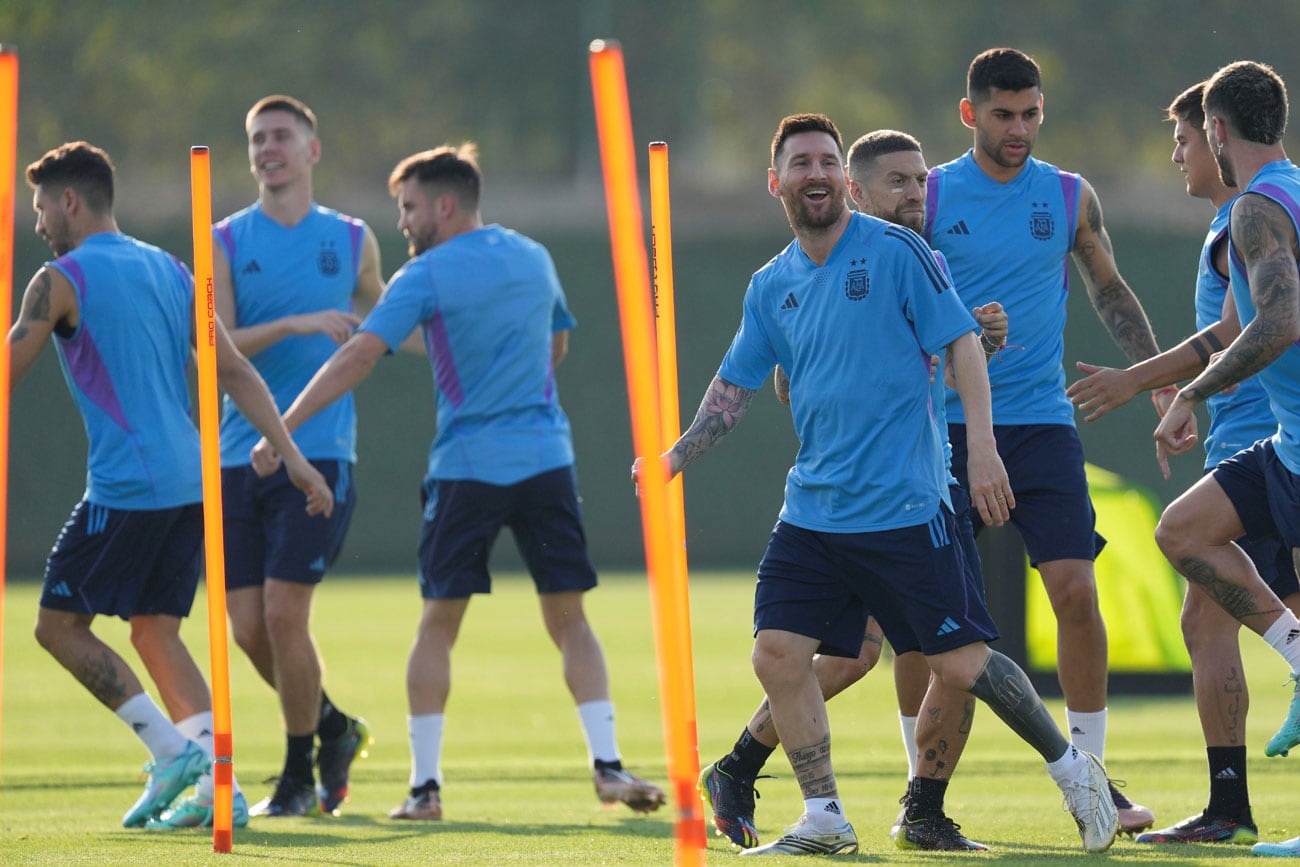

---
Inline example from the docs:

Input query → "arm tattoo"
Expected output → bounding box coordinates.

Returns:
[12,270,54,343]
[1185,196,1300,400]
[1075,193,1157,362]
[1089,274,1158,362]
[787,735,837,799]
[668,376,754,472]
[1190,331,1225,367]
[1086,194,1107,247]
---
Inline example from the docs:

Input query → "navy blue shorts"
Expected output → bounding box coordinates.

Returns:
[754,505,999,659]
[222,460,356,588]
[417,465,598,599]
[41,500,203,620]
[949,422,1106,566]
[1213,439,1300,598]
[951,483,989,606]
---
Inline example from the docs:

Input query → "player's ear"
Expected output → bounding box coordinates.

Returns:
[767,167,780,199]
[959,98,977,130]
[1038,93,1045,126]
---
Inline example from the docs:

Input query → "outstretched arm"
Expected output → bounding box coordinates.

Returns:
[1154,193,1300,476]
[1067,316,1240,422]
[635,375,754,486]
[249,331,386,478]
[1071,178,1160,363]
[667,375,755,475]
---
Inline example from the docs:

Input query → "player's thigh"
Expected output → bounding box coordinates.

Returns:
[417,477,509,599]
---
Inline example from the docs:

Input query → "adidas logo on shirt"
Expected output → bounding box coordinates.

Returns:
[946,220,971,236]
[48,581,73,598]
[242,260,262,274]
[1214,767,1240,780]
[780,293,800,310]
[935,616,961,636]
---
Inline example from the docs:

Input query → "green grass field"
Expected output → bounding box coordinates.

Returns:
[1,572,1298,864]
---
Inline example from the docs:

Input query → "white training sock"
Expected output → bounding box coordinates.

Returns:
[804,797,848,829]
[408,714,445,788]
[898,712,918,780]
[1065,707,1107,760]
[577,700,620,765]
[1262,610,1300,673]
[176,712,242,798]
[115,693,189,760]
[1045,743,1085,787]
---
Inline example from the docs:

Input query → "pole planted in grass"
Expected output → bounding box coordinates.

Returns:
[589,40,706,864]
[190,145,234,852]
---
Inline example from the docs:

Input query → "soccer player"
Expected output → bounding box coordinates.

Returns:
[166,95,382,822]
[924,47,1160,833]
[698,129,1009,852]
[9,141,332,829]
[1068,80,1294,846]
[250,143,666,822]
[1143,60,1300,860]
[639,112,1117,856]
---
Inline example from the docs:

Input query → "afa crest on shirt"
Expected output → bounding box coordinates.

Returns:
[844,264,869,301]
[1030,201,1054,241]
[318,242,340,276]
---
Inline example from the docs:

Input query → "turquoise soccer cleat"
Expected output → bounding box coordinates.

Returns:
[147,790,250,829]
[1265,673,1300,757]
[121,742,210,828]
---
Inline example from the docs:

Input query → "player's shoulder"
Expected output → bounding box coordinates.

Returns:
[311,202,369,231]
[1026,155,1079,187]
[750,238,801,293]
[928,150,976,181]
[215,203,260,232]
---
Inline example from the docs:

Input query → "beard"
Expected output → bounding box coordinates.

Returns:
[891,205,924,234]
[40,228,71,257]
[407,229,437,257]
[977,131,1033,170]
[1214,148,1237,188]
[787,187,847,233]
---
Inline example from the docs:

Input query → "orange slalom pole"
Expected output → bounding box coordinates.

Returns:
[647,139,703,825]
[0,46,17,783]
[189,146,234,852]
[588,40,704,865]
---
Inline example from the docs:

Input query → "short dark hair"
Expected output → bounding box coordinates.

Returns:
[1204,60,1288,146]
[1166,81,1208,128]
[771,113,843,167]
[967,48,1042,103]
[25,141,115,213]
[246,94,318,135]
[847,130,922,182]
[388,143,482,208]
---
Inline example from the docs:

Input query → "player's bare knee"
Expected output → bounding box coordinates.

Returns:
[926,642,988,691]
[1154,504,1196,562]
